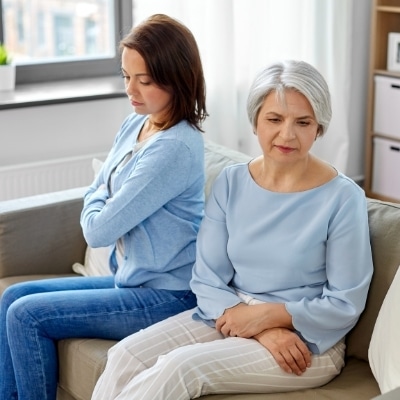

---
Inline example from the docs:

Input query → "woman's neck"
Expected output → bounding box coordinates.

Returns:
[249,154,336,193]
[137,118,162,142]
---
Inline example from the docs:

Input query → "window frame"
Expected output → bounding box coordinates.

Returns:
[0,0,133,84]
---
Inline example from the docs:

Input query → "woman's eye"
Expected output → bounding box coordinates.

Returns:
[268,118,280,123]
[298,120,310,126]
[139,81,151,86]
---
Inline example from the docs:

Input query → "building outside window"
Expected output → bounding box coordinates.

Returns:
[0,0,133,84]
[85,18,98,55]
[37,10,46,49]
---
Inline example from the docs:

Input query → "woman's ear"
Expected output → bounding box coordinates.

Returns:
[315,126,322,140]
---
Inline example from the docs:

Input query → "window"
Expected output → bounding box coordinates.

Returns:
[0,0,133,84]
[54,14,74,57]
[85,18,98,55]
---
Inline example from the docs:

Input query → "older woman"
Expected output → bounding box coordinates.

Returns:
[92,60,373,400]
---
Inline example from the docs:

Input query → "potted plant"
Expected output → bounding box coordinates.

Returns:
[0,43,16,92]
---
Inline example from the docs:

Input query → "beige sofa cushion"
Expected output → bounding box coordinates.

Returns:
[58,338,116,400]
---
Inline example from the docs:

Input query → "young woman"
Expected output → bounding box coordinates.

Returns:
[92,60,373,399]
[0,14,207,400]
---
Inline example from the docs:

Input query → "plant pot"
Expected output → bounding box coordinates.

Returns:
[0,64,16,92]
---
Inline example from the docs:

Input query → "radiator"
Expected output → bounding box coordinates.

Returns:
[0,153,107,201]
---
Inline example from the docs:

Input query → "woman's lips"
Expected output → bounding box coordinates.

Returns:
[276,145,295,153]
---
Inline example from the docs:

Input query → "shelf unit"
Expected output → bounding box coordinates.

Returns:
[365,0,400,202]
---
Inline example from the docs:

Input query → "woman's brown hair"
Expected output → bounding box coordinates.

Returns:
[120,14,208,132]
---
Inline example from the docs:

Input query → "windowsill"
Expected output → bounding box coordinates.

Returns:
[0,76,126,110]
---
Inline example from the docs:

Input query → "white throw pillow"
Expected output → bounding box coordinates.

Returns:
[72,158,112,277]
[368,265,400,394]
[72,246,111,277]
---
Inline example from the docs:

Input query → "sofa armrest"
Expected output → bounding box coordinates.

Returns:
[0,187,87,278]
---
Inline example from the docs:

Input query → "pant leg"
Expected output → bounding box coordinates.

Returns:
[0,276,114,400]
[92,309,223,400]
[1,276,196,400]
[95,309,345,400]
[122,338,345,400]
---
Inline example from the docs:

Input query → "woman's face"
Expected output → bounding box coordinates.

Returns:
[255,89,319,164]
[121,47,172,122]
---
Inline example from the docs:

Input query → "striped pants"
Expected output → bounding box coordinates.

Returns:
[91,309,345,400]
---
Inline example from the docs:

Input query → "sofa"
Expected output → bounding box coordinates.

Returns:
[0,140,399,400]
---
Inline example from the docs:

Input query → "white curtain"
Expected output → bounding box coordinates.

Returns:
[132,0,354,172]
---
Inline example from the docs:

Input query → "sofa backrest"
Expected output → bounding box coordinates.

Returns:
[0,187,87,279]
[346,199,400,362]
[204,140,252,198]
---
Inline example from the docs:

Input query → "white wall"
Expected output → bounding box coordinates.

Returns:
[0,98,132,167]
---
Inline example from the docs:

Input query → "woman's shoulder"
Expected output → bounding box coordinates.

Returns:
[225,161,251,173]
[333,172,366,198]
[121,113,146,129]
[154,120,204,154]
[163,120,201,140]
[116,113,146,140]
[212,162,252,190]
[311,171,367,212]
[325,168,361,190]
[310,156,365,198]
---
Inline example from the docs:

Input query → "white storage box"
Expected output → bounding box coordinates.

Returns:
[372,137,400,199]
[373,75,400,139]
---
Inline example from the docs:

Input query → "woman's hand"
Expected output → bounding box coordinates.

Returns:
[215,303,252,337]
[215,302,293,338]
[254,328,312,375]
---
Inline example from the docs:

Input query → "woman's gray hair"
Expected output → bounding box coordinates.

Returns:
[246,60,332,136]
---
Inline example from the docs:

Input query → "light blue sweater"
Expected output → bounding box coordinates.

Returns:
[81,113,204,290]
[191,163,373,354]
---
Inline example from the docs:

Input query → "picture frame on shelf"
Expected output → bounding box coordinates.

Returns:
[387,32,400,72]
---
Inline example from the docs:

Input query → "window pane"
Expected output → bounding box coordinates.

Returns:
[2,0,115,65]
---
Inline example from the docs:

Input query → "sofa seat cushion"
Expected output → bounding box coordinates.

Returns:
[58,335,380,400]
[58,338,118,400]
[203,358,379,399]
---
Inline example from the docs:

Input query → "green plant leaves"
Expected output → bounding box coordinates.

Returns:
[0,44,10,65]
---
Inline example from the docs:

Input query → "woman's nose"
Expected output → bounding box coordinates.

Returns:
[279,122,296,140]
[125,80,137,96]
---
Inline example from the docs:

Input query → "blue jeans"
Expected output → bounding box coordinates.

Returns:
[0,276,197,400]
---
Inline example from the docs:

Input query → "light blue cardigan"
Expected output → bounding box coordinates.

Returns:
[81,113,204,290]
